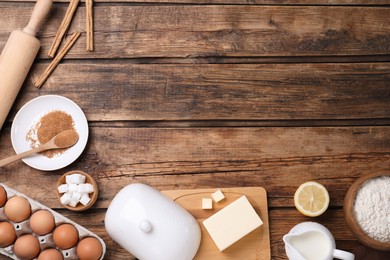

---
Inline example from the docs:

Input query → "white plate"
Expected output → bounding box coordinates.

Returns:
[11,95,88,171]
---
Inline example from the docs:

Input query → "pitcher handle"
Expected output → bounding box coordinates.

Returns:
[333,249,355,260]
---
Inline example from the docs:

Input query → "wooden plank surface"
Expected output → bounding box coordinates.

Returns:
[4,0,390,5]
[1,126,388,208]
[1,5,389,59]
[3,62,389,122]
[0,0,389,259]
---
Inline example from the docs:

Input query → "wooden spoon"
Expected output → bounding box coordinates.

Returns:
[0,130,79,167]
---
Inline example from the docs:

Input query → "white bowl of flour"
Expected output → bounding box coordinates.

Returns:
[344,172,390,251]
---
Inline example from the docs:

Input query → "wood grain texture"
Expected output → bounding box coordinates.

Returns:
[4,0,390,5]
[1,126,388,208]
[1,4,389,58]
[0,0,389,259]
[7,62,390,121]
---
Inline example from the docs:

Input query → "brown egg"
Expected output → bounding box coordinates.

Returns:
[76,237,103,260]
[0,221,16,247]
[30,210,55,235]
[13,234,40,260]
[53,223,79,249]
[4,196,31,222]
[0,186,7,207]
[38,248,63,260]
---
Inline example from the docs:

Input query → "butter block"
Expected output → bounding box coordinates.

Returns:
[211,189,225,203]
[203,196,263,251]
[202,198,213,209]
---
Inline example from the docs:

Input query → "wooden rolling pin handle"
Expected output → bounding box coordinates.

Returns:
[23,0,53,36]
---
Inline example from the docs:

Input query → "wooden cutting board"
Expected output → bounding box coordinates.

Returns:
[162,187,270,260]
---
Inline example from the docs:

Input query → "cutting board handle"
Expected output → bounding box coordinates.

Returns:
[23,0,53,36]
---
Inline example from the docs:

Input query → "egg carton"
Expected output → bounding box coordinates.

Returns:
[0,183,106,260]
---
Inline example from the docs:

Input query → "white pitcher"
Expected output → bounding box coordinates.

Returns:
[283,222,355,260]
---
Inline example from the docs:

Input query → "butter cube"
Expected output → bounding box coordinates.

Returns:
[202,198,213,209]
[203,196,263,251]
[211,189,225,203]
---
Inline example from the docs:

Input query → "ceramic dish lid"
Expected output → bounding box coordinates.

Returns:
[105,183,201,260]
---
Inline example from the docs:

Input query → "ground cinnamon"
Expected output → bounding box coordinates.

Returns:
[54,130,79,148]
[26,110,76,158]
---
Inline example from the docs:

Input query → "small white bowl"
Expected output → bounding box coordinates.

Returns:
[11,95,88,171]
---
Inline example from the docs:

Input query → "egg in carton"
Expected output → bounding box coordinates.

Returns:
[0,183,106,260]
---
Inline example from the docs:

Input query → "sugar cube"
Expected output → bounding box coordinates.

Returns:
[77,183,94,193]
[80,194,91,206]
[66,175,75,184]
[73,174,86,184]
[68,200,78,207]
[71,192,82,201]
[60,193,71,205]
[66,173,86,184]
[57,184,69,193]
[68,192,81,207]
[68,183,78,193]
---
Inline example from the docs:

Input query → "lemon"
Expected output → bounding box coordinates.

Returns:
[294,181,330,217]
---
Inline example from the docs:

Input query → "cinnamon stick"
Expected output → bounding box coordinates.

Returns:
[35,32,81,89]
[48,0,80,58]
[86,0,94,51]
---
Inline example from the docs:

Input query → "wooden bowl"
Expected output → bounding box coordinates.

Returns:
[57,170,98,212]
[344,172,390,251]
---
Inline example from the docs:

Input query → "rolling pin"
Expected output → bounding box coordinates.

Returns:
[0,0,52,131]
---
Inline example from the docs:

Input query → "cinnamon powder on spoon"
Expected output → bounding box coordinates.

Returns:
[54,130,78,148]
[26,110,76,158]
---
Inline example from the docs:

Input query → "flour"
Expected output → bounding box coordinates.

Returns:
[353,176,390,242]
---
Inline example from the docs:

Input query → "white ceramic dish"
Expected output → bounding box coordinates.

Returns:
[11,95,88,171]
[105,183,201,260]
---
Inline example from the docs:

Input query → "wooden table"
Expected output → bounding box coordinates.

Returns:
[0,0,389,259]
